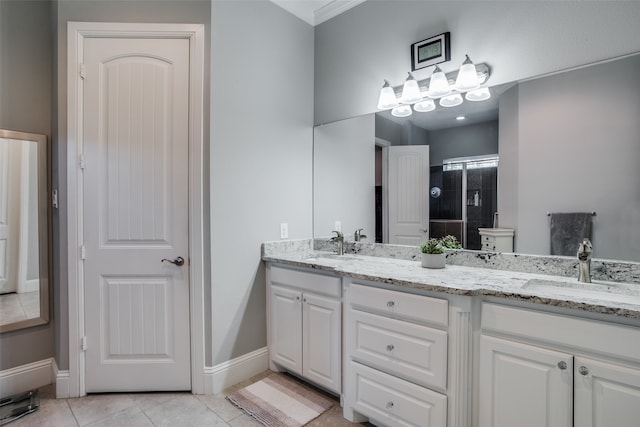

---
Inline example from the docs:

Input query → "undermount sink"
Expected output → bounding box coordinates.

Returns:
[523,278,640,303]
[303,253,361,263]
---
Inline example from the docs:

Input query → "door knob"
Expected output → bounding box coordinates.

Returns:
[161,256,185,266]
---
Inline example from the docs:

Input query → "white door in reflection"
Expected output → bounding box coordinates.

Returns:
[384,145,430,245]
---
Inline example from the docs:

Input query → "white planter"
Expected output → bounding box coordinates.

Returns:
[421,253,446,269]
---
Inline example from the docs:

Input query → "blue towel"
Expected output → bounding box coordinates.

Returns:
[549,212,593,256]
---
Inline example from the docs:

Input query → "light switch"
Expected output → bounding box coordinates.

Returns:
[280,223,288,239]
[334,220,342,232]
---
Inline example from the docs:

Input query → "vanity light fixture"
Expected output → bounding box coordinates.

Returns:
[399,72,423,104]
[391,104,413,117]
[427,65,451,98]
[465,87,491,102]
[456,116,466,121]
[454,54,480,91]
[377,55,491,115]
[377,80,399,110]
[439,93,463,108]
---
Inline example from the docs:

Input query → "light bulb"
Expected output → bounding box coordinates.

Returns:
[391,104,412,117]
[439,93,463,108]
[377,80,399,110]
[399,72,422,104]
[427,65,451,98]
[455,55,480,91]
[414,99,436,112]
[465,87,491,101]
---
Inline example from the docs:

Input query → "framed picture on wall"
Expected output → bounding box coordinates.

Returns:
[411,32,451,71]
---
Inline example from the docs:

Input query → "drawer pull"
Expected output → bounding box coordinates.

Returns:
[386,401,394,409]
[557,361,567,370]
[386,344,394,352]
[579,366,589,376]
[386,301,395,308]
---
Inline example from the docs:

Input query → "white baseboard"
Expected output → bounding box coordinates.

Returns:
[0,358,53,397]
[204,347,268,395]
[52,360,70,398]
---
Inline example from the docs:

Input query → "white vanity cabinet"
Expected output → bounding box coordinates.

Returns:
[343,282,450,427]
[479,302,640,427]
[478,228,514,252]
[267,264,342,394]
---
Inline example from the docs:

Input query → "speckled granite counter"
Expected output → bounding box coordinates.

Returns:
[262,239,640,320]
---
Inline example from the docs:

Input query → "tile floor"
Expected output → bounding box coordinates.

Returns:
[0,291,40,325]
[7,371,367,427]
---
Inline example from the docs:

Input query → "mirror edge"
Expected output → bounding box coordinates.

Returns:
[0,129,51,333]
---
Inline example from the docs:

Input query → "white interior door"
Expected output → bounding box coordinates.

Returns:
[82,36,191,392]
[0,139,20,294]
[385,145,430,245]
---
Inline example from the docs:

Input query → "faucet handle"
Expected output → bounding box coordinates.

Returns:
[331,230,343,240]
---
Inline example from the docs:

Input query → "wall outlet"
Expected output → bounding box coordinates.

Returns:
[280,223,288,239]
[334,220,342,232]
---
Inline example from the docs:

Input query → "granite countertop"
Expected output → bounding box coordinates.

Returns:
[263,247,640,320]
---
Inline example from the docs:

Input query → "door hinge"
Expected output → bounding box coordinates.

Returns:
[81,336,87,351]
[52,189,58,209]
[80,245,86,260]
[79,63,86,80]
[79,155,86,169]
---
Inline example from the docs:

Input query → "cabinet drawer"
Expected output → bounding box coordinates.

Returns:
[349,283,448,327]
[349,309,447,391]
[482,242,495,251]
[270,265,341,297]
[350,361,447,427]
[481,235,494,244]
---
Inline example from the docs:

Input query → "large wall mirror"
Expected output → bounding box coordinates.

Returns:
[313,52,640,262]
[0,129,51,333]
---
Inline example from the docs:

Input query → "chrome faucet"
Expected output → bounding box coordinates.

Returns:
[354,228,367,242]
[577,238,593,283]
[331,230,344,255]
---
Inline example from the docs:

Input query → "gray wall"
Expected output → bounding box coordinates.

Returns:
[210,1,314,365]
[500,54,640,261]
[314,115,375,239]
[428,121,498,166]
[0,0,54,371]
[315,1,640,125]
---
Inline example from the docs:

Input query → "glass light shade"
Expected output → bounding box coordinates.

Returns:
[427,66,451,98]
[413,99,436,112]
[439,93,463,108]
[399,73,422,104]
[455,55,480,91]
[465,87,491,102]
[377,82,399,110]
[391,104,412,117]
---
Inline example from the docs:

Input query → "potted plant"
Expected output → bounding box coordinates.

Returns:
[419,235,461,269]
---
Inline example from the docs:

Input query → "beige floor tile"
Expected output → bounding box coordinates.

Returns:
[196,393,244,421]
[84,405,153,427]
[143,394,228,426]
[8,398,78,427]
[226,413,264,427]
[307,405,369,426]
[128,391,188,411]
[67,394,136,426]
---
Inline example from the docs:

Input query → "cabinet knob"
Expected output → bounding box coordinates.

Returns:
[296,296,300,301]
[303,298,307,303]
[579,366,589,376]
[386,401,394,409]
[386,301,395,308]
[557,361,567,370]
[386,344,394,352]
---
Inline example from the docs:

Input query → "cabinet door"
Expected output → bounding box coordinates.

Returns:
[270,285,302,374]
[574,356,640,427]
[302,292,341,393]
[479,335,572,427]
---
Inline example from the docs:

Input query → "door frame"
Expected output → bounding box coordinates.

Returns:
[66,22,205,397]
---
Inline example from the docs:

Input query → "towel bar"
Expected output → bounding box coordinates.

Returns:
[547,212,596,216]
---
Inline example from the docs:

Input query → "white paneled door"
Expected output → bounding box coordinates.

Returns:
[385,145,430,245]
[82,37,191,392]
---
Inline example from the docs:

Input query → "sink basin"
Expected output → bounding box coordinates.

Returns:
[523,278,640,303]
[303,253,361,263]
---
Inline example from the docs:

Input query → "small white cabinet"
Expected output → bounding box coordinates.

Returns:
[267,265,342,394]
[480,302,640,427]
[478,228,514,252]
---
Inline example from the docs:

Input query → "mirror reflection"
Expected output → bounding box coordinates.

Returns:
[313,53,640,262]
[0,129,50,332]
